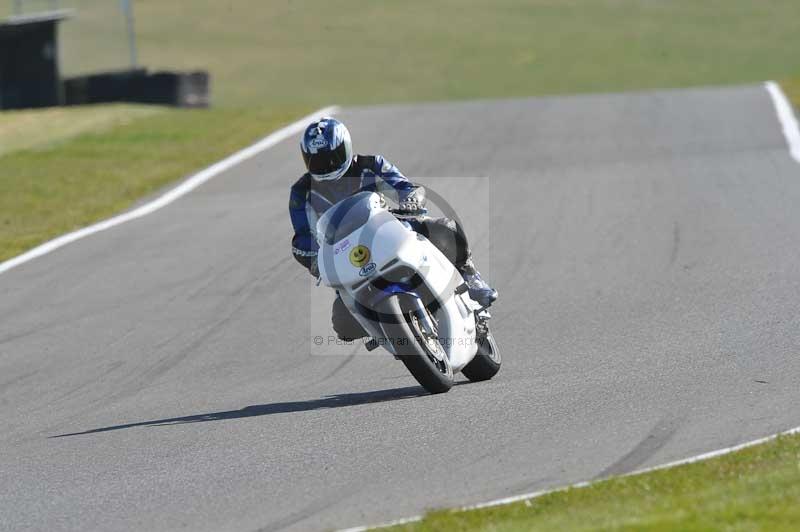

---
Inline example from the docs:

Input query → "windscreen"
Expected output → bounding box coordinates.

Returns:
[320,192,374,245]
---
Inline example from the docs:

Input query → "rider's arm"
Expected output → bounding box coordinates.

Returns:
[288,174,318,271]
[366,155,426,209]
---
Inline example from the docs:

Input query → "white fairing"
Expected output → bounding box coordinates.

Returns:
[316,192,480,372]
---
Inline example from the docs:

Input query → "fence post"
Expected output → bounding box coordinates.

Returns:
[120,0,138,68]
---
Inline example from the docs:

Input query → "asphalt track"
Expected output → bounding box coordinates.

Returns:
[2,85,800,531]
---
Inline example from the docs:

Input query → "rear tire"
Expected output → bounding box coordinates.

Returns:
[378,294,453,394]
[461,331,501,382]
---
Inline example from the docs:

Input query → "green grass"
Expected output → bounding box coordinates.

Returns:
[0,106,306,261]
[784,78,800,108]
[389,433,800,532]
[51,0,800,108]
[1,0,799,260]
[0,104,164,157]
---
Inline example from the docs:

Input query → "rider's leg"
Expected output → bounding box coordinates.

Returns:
[409,217,498,307]
[332,293,369,340]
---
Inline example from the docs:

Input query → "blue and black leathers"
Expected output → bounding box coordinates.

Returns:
[290,154,424,270]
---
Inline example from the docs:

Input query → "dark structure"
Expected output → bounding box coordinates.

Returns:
[1,9,209,110]
[63,69,210,108]
[0,10,71,110]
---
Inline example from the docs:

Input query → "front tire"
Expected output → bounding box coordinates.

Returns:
[378,294,453,394]
[461,331,501,382]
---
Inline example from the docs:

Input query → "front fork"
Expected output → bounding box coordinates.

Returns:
[364,292,436,353]
[406,296,438,338]
[476,308,491,339]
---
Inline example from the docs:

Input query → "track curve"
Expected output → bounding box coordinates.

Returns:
[2,84,800,531]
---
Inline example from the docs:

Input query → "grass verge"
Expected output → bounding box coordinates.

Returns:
[0,106,306,262]
[783,78,800,109]
[388,432,800,531]
[0,104,164,157]
[51,0,800,108]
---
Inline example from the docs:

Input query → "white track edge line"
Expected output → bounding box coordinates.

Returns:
[339,82,800,532]
[765,80,800,163]
[340,425,800,532]
[0,105,340,276]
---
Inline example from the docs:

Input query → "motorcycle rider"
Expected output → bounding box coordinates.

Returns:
[289,117,497,340]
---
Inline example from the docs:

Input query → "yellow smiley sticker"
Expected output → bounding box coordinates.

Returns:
[349,245,371,268]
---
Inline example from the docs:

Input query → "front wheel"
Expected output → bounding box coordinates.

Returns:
[461,331,501,382]
[378,294,453,394]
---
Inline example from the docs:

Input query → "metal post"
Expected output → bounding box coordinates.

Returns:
[120,0,138,68]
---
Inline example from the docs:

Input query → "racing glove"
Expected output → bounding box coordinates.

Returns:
[398,186,426,212]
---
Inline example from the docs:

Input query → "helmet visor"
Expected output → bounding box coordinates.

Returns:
[303,142,349,176]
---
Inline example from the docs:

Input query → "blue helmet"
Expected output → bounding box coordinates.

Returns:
[300,117,353,181]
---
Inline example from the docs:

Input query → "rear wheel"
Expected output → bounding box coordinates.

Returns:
[461,329,501,382]
[378,294,453,394]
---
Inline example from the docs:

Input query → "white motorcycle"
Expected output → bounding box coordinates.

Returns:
[316,191,501,394]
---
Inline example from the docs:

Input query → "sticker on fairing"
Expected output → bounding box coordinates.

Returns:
[359,263,377,277]
[349,245,371,267]
[334,238,351,255]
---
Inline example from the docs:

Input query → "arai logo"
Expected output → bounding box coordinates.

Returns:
[358,263,377,277]
[308,134,327,153]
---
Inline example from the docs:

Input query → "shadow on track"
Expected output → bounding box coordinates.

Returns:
[51,385,427,438]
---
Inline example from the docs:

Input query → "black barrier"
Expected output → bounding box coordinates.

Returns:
[63,69,210,108]
[137,71,210,107]
[62,68,147,105]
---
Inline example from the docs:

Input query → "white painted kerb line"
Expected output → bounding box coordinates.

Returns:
[0,105,340,276]
[765,81,800,164]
